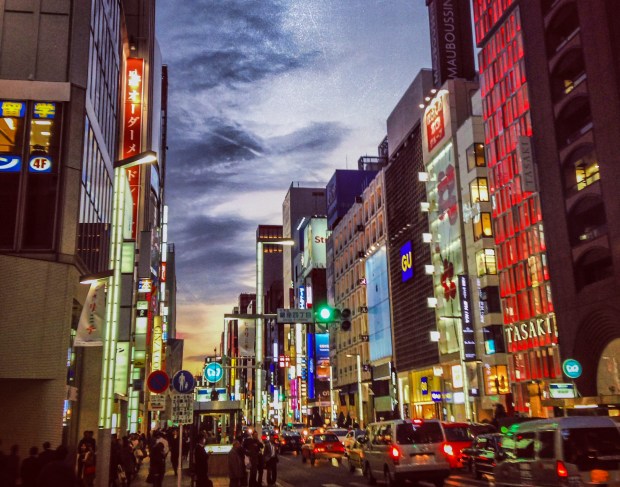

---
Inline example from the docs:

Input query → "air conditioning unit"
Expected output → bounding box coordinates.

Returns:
[356,224,364,232]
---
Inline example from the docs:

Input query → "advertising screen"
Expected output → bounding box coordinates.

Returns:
[315,333,330,380]
[365,246,393,361]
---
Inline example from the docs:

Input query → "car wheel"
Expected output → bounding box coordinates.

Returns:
[310,454,316,466]
[364,463,376,485]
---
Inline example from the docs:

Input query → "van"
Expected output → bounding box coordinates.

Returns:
[359,418,450,486]
[494,416,620,487]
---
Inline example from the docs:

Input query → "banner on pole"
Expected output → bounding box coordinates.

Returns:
[74,281,106,346]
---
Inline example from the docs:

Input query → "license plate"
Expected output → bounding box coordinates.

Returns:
[411,454,432,464]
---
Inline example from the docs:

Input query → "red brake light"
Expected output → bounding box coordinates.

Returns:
[413,419,423,424]
[390,446,400,459]
[557,460,568,478]
[443,443,454,456]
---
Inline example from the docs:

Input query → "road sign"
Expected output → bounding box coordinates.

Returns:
[276,308,314,323]
[171,370,196,394]
[147,370,169,394]
[150,393,166,411]
[204,362,224,383]
[562,359,582,379]
[549,383,576,399]
[171,394,193,424]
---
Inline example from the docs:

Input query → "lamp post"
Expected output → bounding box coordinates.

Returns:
[95,150,157,487]
[346,353,363,427]
[255,237,294,428]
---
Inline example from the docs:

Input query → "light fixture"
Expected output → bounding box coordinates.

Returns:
[425,96,431,101]
[422,233,433,243]
[419,103,425,109]
[430,330,440,342]
[431,88,437,94]
[424,265,435,275]
[427,297,438,308]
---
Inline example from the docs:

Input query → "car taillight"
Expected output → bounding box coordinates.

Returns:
[314,447,325,453]
[413,419,423,424]
[557,460,569,478]
[443,443,454,456]
[391,446,400,460]
[281,439,286,445]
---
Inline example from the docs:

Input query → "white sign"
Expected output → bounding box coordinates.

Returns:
[150,394,166,411]
[171,394,193,424]
[549,383,576,399]
[276,308,314,323]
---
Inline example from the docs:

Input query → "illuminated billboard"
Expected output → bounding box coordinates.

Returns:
[365,246,393,361]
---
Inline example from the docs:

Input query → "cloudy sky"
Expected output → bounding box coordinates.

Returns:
[155,1,432,374]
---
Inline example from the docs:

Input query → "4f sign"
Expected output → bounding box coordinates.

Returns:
[562,359,582,379]
[400,241,413,282]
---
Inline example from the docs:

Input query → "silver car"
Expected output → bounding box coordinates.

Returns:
[359,419,450,487]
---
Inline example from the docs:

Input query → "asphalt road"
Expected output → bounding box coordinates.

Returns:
[275,451,495,487]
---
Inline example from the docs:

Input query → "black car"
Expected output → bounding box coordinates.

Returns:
[461,433,510,480]
[278,430,302,453]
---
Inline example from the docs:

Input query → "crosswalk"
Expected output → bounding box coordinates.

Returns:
[302,474,492,487]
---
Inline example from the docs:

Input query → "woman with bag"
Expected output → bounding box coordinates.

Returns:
[262,436,278,487]
[76,443,96,487]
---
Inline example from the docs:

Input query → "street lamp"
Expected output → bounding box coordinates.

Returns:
[346,353,363,427]
[96,150,157,487]
[256,236,294,428]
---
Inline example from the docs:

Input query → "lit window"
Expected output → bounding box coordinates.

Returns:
[470,177,490,203]
[466,143,486,171]
[574,155,600,192]
[476,249,497,277]
[473,212,493,240]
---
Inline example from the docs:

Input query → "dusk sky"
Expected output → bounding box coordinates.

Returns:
[155,1,432,375]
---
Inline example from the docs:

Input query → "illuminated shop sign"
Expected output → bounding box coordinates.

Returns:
[421,376,429,395]
[505,316,558,352]
[484,364,510,395]
[458,275,476,361]
[0,156,21,172]
[298,285,306,309]
[425,94,446,152]
[0,100,25,117]
[400,241,413,282]
[123,58,145,239]
[33,102,56,119]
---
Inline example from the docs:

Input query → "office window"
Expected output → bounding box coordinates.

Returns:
[473,212,493,240]
[470,177,490,203]
[476,249,497,277]
[467,142,486,170]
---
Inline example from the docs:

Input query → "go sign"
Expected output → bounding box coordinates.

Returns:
[562,359,582,379]
[204,362,223,383]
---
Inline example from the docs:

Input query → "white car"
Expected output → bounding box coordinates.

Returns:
[326,428,349,445]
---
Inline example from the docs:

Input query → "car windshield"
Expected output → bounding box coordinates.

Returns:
[444,426,470,442]
[396,422,444,444]
[562,427,620,471]
[315,434,339,443]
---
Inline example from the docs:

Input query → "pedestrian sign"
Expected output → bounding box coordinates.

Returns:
[171,370,195,394]
[146,370,169,394]
[171,394,193,424]
[204,362,223,383]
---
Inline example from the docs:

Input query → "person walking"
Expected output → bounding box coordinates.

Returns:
[37,443,55,470]
[119,437,136,485]
[76,443,96,487]
[194,435,210,487]
[148,435,166,487]
[6,444,20,487]
[20,446,41,487]
[262,436,278,487]
[242,431,263,487]
[227,441,245,487]
[168,429,180,477]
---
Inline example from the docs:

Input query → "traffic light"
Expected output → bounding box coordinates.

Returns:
[340,308,352,331]
[315,305,341,323]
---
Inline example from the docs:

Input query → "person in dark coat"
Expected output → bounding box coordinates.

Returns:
[36,446,78,487]
[37,443,55,469]
[262,436,278,486]
[6,444,19,487]
[168,429,180,476]
[228,440,245,487]
[194,435,210,487]
[242,431,263,487]
[119,437,136,485]
[20,446,40,487]
[148,436,166,487]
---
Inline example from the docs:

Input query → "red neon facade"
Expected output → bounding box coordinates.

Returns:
[474,4,561,413]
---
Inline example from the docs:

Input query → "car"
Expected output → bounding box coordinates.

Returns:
[326,428,349,445]
[494,416,620,487]
[261,427,281,450]
[360,418,450,487]
[343,428,365,455]
[461,433,507,480]
[441,422,473,469]
[278,430,302,454]
[301,432,345,466]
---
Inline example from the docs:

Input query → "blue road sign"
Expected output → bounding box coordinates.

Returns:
[204,362,224,383]
[171,370,195,394]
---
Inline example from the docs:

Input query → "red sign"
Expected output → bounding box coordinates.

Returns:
[122,58,144,239]
[147,370,170,394]
[425,96,446,152]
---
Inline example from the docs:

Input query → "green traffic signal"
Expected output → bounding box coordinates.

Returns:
[315,305,340,323]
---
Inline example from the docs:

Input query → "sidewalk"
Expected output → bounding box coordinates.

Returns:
[131,458,229,487]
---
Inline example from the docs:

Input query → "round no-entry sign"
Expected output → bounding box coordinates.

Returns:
[147,370,170,394]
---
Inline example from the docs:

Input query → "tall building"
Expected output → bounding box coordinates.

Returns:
[0,0,166,450]
[473,0,620,413]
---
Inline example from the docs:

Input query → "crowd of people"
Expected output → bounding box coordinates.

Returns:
[226,429,278,487]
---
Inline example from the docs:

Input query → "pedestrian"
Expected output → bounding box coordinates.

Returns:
[109,434,121,484]
[182,429,190,466]
[227,440,245,487]
[6,444,20,487]
[148,433,166,487]
[119,436,136,485]
[37,445,79,487]
[76,443,95,487]
[194,435,210,487]
[20,446,41,487]
[262,436,278,486]
[169,429,180,476]
[38,442,55,469]
[77,431,96,453]
[242,430,263,487]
